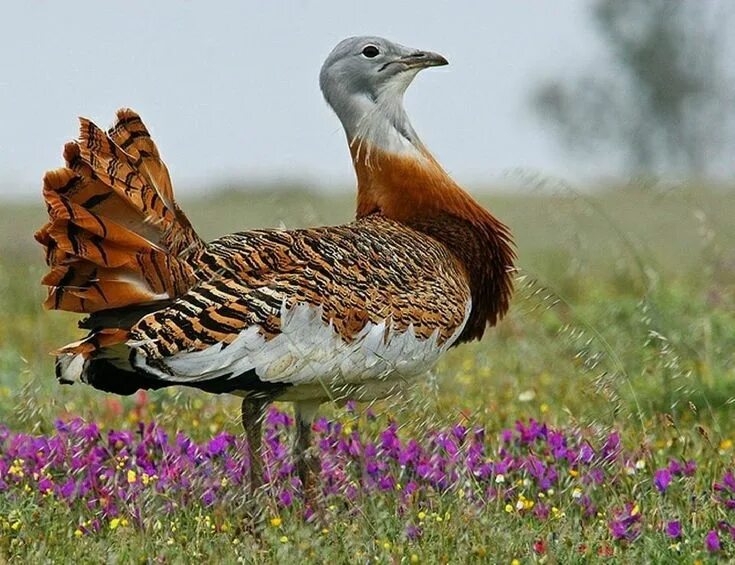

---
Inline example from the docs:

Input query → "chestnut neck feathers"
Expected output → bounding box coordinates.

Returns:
[321,36,515,340]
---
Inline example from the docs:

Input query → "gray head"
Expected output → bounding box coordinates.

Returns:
[320,36,448,154]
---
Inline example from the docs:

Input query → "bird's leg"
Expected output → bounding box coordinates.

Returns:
[294,400,321,513]
[241,395,270,493]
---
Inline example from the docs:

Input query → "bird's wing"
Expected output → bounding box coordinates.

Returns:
[127,217,472,390]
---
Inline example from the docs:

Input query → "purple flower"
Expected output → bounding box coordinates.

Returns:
[515,420,547,444]
[609,504,641,541]
[609,520,629,540]
[714,470,735,509]
[378,475,395,491]
[266,408,292,428]
[665,520,682,539]
[601,431,621,461]
[81,422,100,441]
[585,467,604,486]
[312,417,329,434]
[201,489,215,506]
[683,460,697,476]
[37,477,53,494]
[405,523,422,540]
[108,430,133,450]
[705,529,721,553]
[279,490,293,507]
[380,423,400,454]
[724,471,735,491]
[653,468,672,493]
[578,442,595,465]
[667,459,682,475]
[206,433,233,457]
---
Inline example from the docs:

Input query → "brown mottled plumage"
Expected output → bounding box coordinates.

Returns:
[35,110,203,314]
[37,37,515,502]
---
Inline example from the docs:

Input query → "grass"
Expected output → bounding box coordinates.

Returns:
[0,181,734,562]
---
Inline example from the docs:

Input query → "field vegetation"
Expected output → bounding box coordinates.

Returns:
[0,182,734,562]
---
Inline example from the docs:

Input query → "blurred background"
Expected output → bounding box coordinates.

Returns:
[2,0,734,197]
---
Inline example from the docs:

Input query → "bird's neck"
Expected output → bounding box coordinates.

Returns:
[343,99,516,342]
[345,99,483,226]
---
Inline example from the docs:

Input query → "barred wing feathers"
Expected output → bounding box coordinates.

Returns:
[127,217,472,395]
[35,109,203,314]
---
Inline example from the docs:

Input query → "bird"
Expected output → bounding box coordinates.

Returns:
[35,36,515,506]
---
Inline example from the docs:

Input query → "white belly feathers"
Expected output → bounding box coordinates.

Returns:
[130,298,471,400]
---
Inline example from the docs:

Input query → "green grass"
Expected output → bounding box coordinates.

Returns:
[0,182,734,562]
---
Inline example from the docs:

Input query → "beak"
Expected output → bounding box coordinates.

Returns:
[396,50,449,70]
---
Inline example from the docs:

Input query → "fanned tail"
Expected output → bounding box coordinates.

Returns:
[35,109,206,384]
[35,109,204,314]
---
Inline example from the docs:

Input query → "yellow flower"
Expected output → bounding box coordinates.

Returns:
[321,528,329,535]
[569,469,578,477]
[410,554,420,563]
[540,403,549,414]
[11,521,21,531]
[279,536,289,543]
[720,439,733,452]
[551,506,565,519]
[127,470,137,484]
[417,511,426,521]
[504,504,514,513]
[109,518,121,530]
[511,559,521,565]
[383,541,392,550]
[8,460,24,477]
[270,517,282,528]
[74,529,83,537]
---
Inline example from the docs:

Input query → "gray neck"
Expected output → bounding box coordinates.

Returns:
[327,78,427,159]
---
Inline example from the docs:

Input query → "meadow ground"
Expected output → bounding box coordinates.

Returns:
[0,181,734,563]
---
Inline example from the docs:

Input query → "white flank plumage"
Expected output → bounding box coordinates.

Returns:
[130,299,471,401]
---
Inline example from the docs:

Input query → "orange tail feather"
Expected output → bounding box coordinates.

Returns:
[35,109,204,315]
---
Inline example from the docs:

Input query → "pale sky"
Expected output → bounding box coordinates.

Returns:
[0,1,663,198]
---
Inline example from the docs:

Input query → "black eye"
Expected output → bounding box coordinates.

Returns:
[361,45,380,58]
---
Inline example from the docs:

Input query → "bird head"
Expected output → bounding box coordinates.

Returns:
[320,36,448,149]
